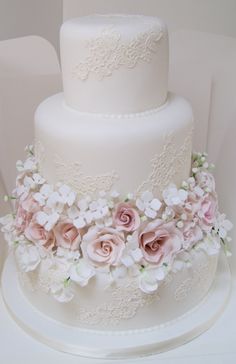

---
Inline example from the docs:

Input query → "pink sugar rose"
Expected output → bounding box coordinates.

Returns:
[15,204,33,234]
[21,194,40,213]
[198,194,217,231]
[113,202,140,232]
[182,222,203,249]
[25,218,56,250]
[195,171,215,192]
[139,219,183,265]
[54,220,83,251]
[81,227,125,267]
[15,194,40,234]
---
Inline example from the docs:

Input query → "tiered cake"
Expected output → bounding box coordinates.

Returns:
[0,14,232,348]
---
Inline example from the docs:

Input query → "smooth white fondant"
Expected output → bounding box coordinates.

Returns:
[17,249,218,330]
[34,92,193,198]
[60,14,168,113]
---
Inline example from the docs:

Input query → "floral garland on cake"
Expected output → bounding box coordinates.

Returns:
[0,146,232,303]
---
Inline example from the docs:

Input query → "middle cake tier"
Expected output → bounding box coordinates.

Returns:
[34,92,193,198]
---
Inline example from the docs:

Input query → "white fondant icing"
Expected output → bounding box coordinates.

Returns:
[60,14,168,113]
[34,92,193,198]
[19,249,218,330]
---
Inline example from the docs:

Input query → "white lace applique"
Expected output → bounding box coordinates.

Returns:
[54,154,119,196]
[73,24,164,81]
[174,256,215,301]
[137,129,193,196]
[76,279,159,327]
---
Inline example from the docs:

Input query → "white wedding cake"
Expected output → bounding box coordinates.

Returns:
[0,14,232,355]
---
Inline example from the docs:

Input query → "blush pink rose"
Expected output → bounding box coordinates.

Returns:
[15,204,33,234]
[113,202,140,232]
[21,194,40,213]
[195,171,215,192]
[139,219,183,265]
[182,222,203,249]
[25,218,56,250]
[198,194,217,231]
[15,194,40,234]
[81,227,125,267]
[54,220,83,251]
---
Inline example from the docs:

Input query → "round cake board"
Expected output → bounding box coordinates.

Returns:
[0,251,232,360]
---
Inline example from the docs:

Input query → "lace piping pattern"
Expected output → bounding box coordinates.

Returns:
[72,25,164,81]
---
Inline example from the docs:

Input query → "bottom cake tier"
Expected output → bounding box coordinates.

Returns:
[17,248,218,331]
[1,250,231,359]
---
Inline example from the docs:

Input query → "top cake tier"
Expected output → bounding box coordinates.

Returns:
[60,14,169,114]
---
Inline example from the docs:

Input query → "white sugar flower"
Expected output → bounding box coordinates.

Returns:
[0,214,14,232]
[36,211,59,231]
[195,233,221,255]
[162,184,188,206]
[57,184,76,207]
[50,280,74,303]
[33,184,53,206]
[89,198,110,220]
[15,243,41,272]
[56,247,80,261]
[139,265,167,294]
[136,191,161,219]
[69,259,95,287]
[215,213,233,239]
[121,233,143,267]
[16,157,37,173]
[23,173,45,190]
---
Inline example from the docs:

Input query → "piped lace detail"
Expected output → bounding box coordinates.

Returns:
[136,130,193,195]
[76,280,159,326]
[54,154,119,196]
[72,24,164,81]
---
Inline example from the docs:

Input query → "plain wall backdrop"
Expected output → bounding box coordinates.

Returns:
[0,0,236,54]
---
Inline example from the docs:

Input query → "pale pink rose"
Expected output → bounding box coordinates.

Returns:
[54,220,83,251]
[198,194,217,231]
[15,204,33,234]
[173,191,201,221]
[139,219,183,265]
[113,202,140,232]
[81,227,125,267]
[196,171,215,192]
[182,222,203,249]
[25,218,56,250]
[21,194,40,213]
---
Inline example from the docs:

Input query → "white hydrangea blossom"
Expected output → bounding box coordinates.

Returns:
[15,243,41,272]
[162,184,188,206]
[70,258,95,287]
[136,191,161,219]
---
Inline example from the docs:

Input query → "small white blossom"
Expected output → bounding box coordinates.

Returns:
[121,233,143,267]
[36,211,59,231]
[163,184,188,206]
[136,191,161,219]
[58,184,76,207]
[70,259,95,287]
[16,157,37,173]
[50,281,74,303]
[196,234,221,255]
[139,269,159,294]
[33,184,53,206]
[15,243,41,272]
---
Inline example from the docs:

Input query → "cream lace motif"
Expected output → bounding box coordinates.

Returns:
[76,280,159,326]
[73,25,164,81]
[136,130,193,195]
[35,129,192,196]
[54,154,119,196]
[174,256,214,301]
[19,253,216,327]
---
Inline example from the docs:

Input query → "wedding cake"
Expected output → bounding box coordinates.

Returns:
[0,14,232,355]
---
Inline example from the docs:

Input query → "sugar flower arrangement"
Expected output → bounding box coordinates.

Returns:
[0,146,232,303]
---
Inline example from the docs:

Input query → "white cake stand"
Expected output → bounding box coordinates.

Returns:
[0,251,231,360]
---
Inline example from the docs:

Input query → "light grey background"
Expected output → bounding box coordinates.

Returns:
[0,0,236,54]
